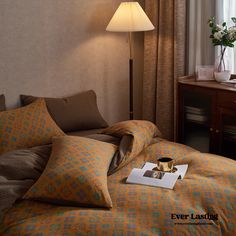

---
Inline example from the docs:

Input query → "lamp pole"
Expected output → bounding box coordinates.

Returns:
[128,32,134,120]
[106,2,154,120]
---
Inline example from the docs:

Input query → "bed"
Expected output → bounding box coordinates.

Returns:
[0,93,236,236]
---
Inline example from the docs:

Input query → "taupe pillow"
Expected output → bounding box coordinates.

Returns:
[0,95,6,112]
[20,90,108,132]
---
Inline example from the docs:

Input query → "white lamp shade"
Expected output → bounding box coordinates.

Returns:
[106,2,154,32]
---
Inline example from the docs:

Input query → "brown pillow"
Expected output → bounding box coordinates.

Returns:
[20,90,108,132]
[0,94,6,112]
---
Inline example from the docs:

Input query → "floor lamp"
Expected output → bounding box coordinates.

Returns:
[106,2,154,120]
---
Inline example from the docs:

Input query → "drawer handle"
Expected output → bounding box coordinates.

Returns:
[210,128,214,132]
[234,100,236,104]
[216,130,219,133]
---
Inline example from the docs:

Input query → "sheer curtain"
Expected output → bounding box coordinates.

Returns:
[187,0,216,74]
[216,0,236,73]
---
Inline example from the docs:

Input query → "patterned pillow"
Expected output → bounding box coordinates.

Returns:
[0,99,64,154]
[23,136,117,208]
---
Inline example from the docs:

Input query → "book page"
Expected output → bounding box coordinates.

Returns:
[126,168,179,189]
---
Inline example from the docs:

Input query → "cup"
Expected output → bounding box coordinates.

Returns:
[157,157,174,172]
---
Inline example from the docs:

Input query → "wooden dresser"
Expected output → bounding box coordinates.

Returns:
[178,75,236,159]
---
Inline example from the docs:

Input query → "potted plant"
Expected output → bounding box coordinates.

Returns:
[208,17,236,82]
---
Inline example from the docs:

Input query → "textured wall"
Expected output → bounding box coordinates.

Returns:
[0,0,144,124]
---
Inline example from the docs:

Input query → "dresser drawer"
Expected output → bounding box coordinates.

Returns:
[218,91,236,109]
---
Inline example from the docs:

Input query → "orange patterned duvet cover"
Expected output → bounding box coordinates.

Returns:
[1,139,236,236]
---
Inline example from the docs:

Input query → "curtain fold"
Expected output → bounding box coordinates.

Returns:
[143,0,186,140]
[187,0,216,74]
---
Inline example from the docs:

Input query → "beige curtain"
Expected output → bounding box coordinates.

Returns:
[187,0,215,74]
[143,0,187,140]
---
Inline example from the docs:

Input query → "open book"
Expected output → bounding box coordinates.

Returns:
[126,162,188,189]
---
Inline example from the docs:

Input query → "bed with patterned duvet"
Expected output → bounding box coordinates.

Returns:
[0,119,236,236]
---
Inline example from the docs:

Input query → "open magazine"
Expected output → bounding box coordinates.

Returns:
[126,162,188,189]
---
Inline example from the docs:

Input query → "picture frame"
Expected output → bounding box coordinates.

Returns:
[196,65,215,81]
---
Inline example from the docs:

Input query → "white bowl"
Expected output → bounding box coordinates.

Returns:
[214,71,231,82]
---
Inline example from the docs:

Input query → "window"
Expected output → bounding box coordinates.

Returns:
[187,0,236,74]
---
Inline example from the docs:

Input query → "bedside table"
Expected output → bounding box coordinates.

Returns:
[177,75,236,160]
